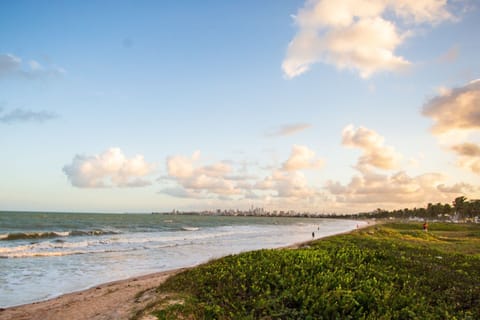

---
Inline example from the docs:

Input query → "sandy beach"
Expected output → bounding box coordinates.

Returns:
[0,221,373,320]
[0,268,186,320]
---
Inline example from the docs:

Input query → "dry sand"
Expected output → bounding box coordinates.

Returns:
[0,268,186,320]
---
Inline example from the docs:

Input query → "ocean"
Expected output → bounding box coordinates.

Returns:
[0,211,362,308]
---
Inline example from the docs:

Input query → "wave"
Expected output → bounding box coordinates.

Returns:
[0,250,87,259]
[181,227,200,231]
[0,229,120,241]
[0,242,184,259]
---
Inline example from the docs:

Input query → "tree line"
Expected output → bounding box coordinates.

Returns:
[353,196,480,221]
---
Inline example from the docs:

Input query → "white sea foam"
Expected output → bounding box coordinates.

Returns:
[181,226,200,231]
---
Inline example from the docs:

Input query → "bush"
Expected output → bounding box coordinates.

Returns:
[153,223,480,319]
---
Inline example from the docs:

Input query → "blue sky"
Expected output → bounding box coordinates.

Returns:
[1,0,479,213]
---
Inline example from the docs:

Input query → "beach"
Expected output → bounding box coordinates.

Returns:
[0,221,374,320]
[1,212,364,308]
[0,269,184,320]
[0,220,372,320]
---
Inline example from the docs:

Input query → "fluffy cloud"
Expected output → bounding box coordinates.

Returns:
[328,121,479,209]
[455,156,480,175]
[0,53,65,79]
[392,0,453,24]
[63,148,155,188]
[0,108,57,124]
[423,79,480,134]
[254,169,319,199]
[325,166,473,208]
[266,123,311,137]
[423,80,480,174]
[162,147,323,201]
[162,151,249,198]
[342,125,401,169]
[282,0,454,78]
[166,151,200,179]
[282,145,324,171]
[437,182,476,194]
[451,143,480,157]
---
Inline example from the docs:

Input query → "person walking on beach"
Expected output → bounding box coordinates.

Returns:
[312,232,315,238]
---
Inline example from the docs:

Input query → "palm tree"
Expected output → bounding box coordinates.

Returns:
[453,196,467,219]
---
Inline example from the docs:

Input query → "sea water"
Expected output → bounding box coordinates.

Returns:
[0,211,363,307]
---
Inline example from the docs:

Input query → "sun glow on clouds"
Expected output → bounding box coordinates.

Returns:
[325,167,464,207]
[63,148,156,188]
[328,124,477,210]
[65,122,479,212]
[163,151,248,199]
[282,145,324,171]
[160,130,476,211]
[423,80,480,175]
[282,0,454,78]
[342,125,401,170]
[161,146,324,202]
[423,79,480,134]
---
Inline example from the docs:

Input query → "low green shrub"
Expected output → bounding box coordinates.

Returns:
[152,223,480,319]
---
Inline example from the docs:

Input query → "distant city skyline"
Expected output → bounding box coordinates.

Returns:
[1,0,479,213]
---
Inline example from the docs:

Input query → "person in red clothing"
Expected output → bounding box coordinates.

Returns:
[423,221,428,232]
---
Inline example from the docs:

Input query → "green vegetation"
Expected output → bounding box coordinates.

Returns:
[141,222,480,319]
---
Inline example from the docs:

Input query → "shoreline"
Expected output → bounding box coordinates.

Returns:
[0,220,373,320]
[0,268,187,320]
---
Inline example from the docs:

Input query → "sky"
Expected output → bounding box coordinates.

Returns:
[0,0,479,214]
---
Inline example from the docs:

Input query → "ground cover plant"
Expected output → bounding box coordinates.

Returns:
[144,223,480,319]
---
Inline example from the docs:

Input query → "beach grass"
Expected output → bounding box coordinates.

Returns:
[140,222,480,319]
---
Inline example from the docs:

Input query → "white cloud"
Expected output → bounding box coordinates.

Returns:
[325,121,480,211]
[456,156,480,175]
[392,0,453,24]
[162,147,323,201]
[63,148,155,188]
[252,145,324,199]
[166,152,200,179]
[282,0,455,78]
[254,169,319,199]
[325,166,474,208]
[0,53,65,79]
[163,151,249,199]
[323,17,409,78]
[282,145,324,171]
[159,136,479,211]
[342,124,402,169]
[328,120,479,209]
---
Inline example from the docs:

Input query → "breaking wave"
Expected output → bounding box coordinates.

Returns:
[0,229,120,241]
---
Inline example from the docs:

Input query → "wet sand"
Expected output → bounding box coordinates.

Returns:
[0,268,186,320]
